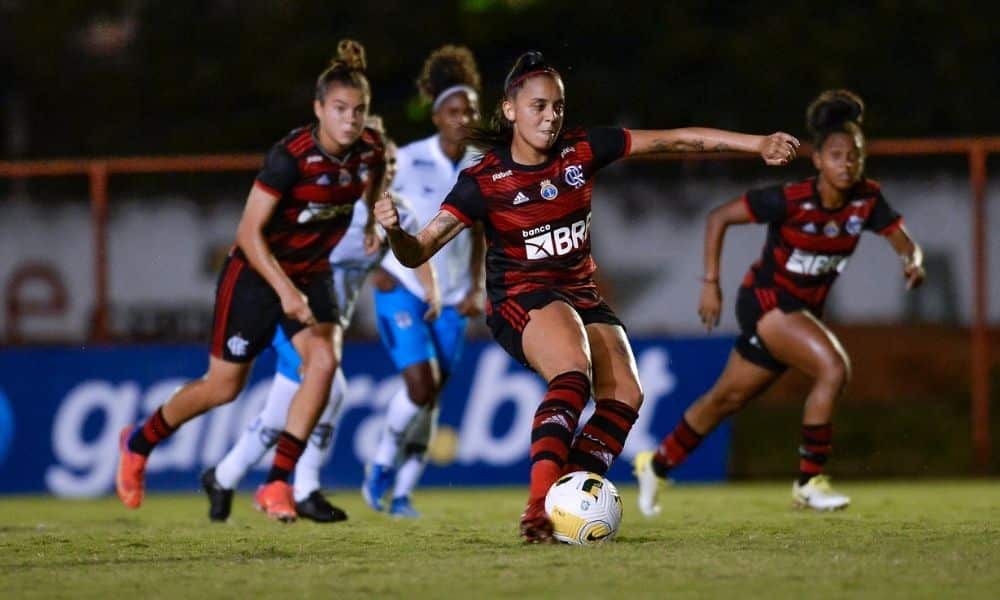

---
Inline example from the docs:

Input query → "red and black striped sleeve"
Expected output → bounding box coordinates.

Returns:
[254,143,299,197]
[865,191,903,235]
[586,126,631,170]
[440,172,485,225]
[742,184,787,224]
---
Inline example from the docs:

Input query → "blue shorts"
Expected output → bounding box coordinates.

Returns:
[272,327,303,383]
[374,286,468,374]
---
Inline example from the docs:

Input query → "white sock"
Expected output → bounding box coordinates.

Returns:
[294,369,347,502]
[393,455,426,500]
[214,373,297,489]
[392,404,438,499]
[372,385,421,467]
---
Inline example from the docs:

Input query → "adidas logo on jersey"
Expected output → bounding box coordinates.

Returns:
[513,192,530,205]
[522,215,591,260]
[802,222,817,234]
[316,174,331,186]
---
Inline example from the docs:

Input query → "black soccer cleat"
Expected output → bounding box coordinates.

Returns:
[200,467,233,523]
[295,490,348,523]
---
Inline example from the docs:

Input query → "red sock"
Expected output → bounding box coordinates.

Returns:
[566,399,639,475]
[266,432,306,483]
[798,423,832,484]
[528,371,590,502]
[652,417,704,476]
[127,407,176,456]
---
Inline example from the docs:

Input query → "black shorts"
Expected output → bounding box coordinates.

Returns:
[486,289,626,369]
[209,255,339,363]
[734,285,820,372]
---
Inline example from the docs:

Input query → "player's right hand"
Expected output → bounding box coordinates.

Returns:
[281,289,316,326]
[423,292,442,322]
[698,281,722,331]
[374,191,400,231]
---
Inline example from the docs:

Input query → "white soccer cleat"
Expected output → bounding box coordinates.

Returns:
[792,475,850,511]
[633,450,663,517]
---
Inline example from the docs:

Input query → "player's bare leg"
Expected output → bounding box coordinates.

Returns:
[564,322,642,475]
[635,350,777,516]
[759,309,851,510]
[117,357,251,509]
[520,301,592,543]
[255,323,339,523]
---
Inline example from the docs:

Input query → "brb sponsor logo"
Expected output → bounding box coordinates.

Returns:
[522,213,592,260]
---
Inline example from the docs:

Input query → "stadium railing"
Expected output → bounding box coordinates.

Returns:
[1,138,997,470]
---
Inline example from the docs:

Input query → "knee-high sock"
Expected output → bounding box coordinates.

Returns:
[798,423,832,485]
[392,404,438,499]
[372,385,420,468]
[566,399,639,476]
[651,417,705,477]
[293,369,348,502]
[213,373,295,489]
[128,406,177,456]
[528,371,590,503]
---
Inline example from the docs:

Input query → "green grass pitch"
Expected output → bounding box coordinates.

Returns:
[2,481,998,599]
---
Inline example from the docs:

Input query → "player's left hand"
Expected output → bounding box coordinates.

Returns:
[456,285,485,317]
[759,132,800,166]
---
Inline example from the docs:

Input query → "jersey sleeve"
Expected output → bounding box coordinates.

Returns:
[742,185,787,224]
[440,172,485,225]
[865,192,903,235]
[587,127,631,171]
[254,143,299,197]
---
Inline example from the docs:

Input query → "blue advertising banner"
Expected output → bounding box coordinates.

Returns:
[0,337,733,496]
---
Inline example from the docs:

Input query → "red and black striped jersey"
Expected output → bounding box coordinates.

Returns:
[238,124,385,281]
[441,126,631,308]
[740,177,903,308]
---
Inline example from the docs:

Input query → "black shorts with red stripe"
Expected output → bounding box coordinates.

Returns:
[210,254,339,363]
[734,285,822,372]
[486,288,625,369]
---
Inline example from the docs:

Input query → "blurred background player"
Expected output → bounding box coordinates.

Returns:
[115,40,387,523]
[201,137,427,523]
[361,45,486,518]
[374,50,799,541]
[634,89,926,515]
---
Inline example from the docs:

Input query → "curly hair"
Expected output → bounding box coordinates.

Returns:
[417,44,481,103]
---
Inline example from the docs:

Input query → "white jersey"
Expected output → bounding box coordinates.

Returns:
[381,134,480,306]
[329,197,418,327]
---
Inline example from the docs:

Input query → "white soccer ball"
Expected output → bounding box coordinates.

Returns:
[544,471,623,545]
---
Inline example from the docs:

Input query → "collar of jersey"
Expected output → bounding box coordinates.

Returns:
[809,177,871,214]
[311,125,355,165]
[496,139,561,172]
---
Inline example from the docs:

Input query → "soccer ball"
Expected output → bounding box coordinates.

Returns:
[544,471,623,545]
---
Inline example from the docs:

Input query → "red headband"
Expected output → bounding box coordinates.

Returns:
[504,68,560,96]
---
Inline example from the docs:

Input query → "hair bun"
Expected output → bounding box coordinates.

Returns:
[806,89,864,136]
[334,39,366,71]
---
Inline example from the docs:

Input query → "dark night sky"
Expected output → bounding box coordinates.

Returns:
[2,0,998,158]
